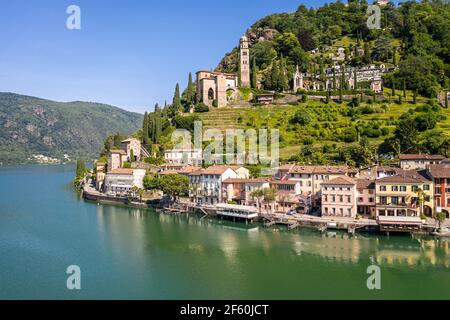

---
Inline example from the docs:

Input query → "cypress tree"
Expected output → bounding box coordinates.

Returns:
[154,104,162,144]
[392,81,396,97]
[403,79,406,98]
[279,56,289,92]
[186,73,194,106]
[172,83,182,116]
[353,69,358,90]
[339,75,343,103]
[332,69,336,90]
[143,112,149,145]
[413,89,417,104]
[251,57,258,89]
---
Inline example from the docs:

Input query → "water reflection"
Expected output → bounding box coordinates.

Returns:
[94,206,449,269]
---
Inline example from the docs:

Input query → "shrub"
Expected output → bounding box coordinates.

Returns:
[194,103,209,113]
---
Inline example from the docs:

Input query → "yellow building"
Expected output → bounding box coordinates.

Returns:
[375,174,433,218]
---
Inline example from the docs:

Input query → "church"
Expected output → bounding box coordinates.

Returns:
[196,36,250,108]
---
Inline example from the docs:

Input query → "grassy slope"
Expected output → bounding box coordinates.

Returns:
[197,99,450,160]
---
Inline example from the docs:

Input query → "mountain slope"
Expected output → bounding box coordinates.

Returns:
[0,92,143,164]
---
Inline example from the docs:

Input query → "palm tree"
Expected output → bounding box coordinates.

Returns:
[435,211,446,233]
[415,187,428,219]
[263,188,278,215]
[250,189,265,216]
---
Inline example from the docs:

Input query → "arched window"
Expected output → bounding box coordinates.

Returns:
[208,88,214,100]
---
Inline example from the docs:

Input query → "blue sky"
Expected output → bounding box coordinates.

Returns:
[0,0,334,113]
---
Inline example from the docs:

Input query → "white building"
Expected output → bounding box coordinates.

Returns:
[104,169,146,195]
[164,148,203,166]
[188,165,250,205]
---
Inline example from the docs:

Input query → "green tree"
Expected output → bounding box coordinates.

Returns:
[170,83,182,118]
[251,57,258,89]
[159,174,189,202]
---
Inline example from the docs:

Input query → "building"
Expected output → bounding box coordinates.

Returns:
[196,70,238,108]
[426,164,450,219]
[375,174,433,218]
[239,35,250,88]
[95,161,106,190]
[281,165,355,206]
[293,65,304,92]
[196,35,250,108]
[399,154,445,170]
[188,165,250,204]
[256,94,274,105]
[108,149,127,171]
[321,176,357,218]
[104,169,146,195]
[164,148,203,165]
[121,138,141,162]
[356,179,376,217]
[222,178,271,205]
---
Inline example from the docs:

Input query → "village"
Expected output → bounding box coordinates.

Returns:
[80,134,450,237]
[79,30,450,237]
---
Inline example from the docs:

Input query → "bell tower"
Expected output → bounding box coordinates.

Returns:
[240,35,250,88]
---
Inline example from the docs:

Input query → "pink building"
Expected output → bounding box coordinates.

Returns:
[321,176,357,218]
[356,179,376,217]
[121,138,142,162]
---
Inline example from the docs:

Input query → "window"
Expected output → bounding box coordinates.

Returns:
[447,198,450,206]
[380,186,387,191]
[380,196,387,204]
[208,88,214,100]
[392,186,398,192]
[339,208,343,216]
[347,196,351,203]
[400,186,407,192]
[423,185,430,191]
[332,208,336,215]
[412,185,418,192]
[391,196,398,205]
[339,195,343,203]
[324,195,328,202]
[332,195,336,202]
[369,198,374,203]
[325,207,329,214]
[347,209,351,216]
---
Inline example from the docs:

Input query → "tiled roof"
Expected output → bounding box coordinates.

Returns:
[376,173,430,184]
[427,164,450,178]
[399,154,445,161]
[321,176,356,185]
[110,149,127,155]
[109,169,133,175]
[201,165,244,175]
[223,178,271,184]
[288,165,350,175]
[356,179,375,189]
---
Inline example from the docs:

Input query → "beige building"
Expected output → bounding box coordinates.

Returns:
[375,174,433,218]
[239,35,250,88]
[121,138,142,162]
[321,176,357,218]
[196,35,251,108]
[356,179,376,217]
[399,154,445,170]
[108,149,127,172]
[104,168,146,195]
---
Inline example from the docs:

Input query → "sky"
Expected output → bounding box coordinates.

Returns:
[0,0,335,114]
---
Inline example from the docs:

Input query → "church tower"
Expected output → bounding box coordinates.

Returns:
[240,35,250,88]
[293,65,303,92]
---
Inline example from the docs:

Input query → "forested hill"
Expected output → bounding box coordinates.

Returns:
[0,92,143,164]
[216,0,449,98]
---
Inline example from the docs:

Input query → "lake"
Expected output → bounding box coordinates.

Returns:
[0,165,448,299]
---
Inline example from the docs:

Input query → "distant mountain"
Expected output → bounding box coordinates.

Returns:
[0,92,143,164]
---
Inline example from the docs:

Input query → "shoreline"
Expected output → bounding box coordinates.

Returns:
[81,186,449,237]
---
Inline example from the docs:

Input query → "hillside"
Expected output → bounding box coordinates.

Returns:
[0,92,143,164]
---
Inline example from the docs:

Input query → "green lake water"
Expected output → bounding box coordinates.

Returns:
[0,165,448,299]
